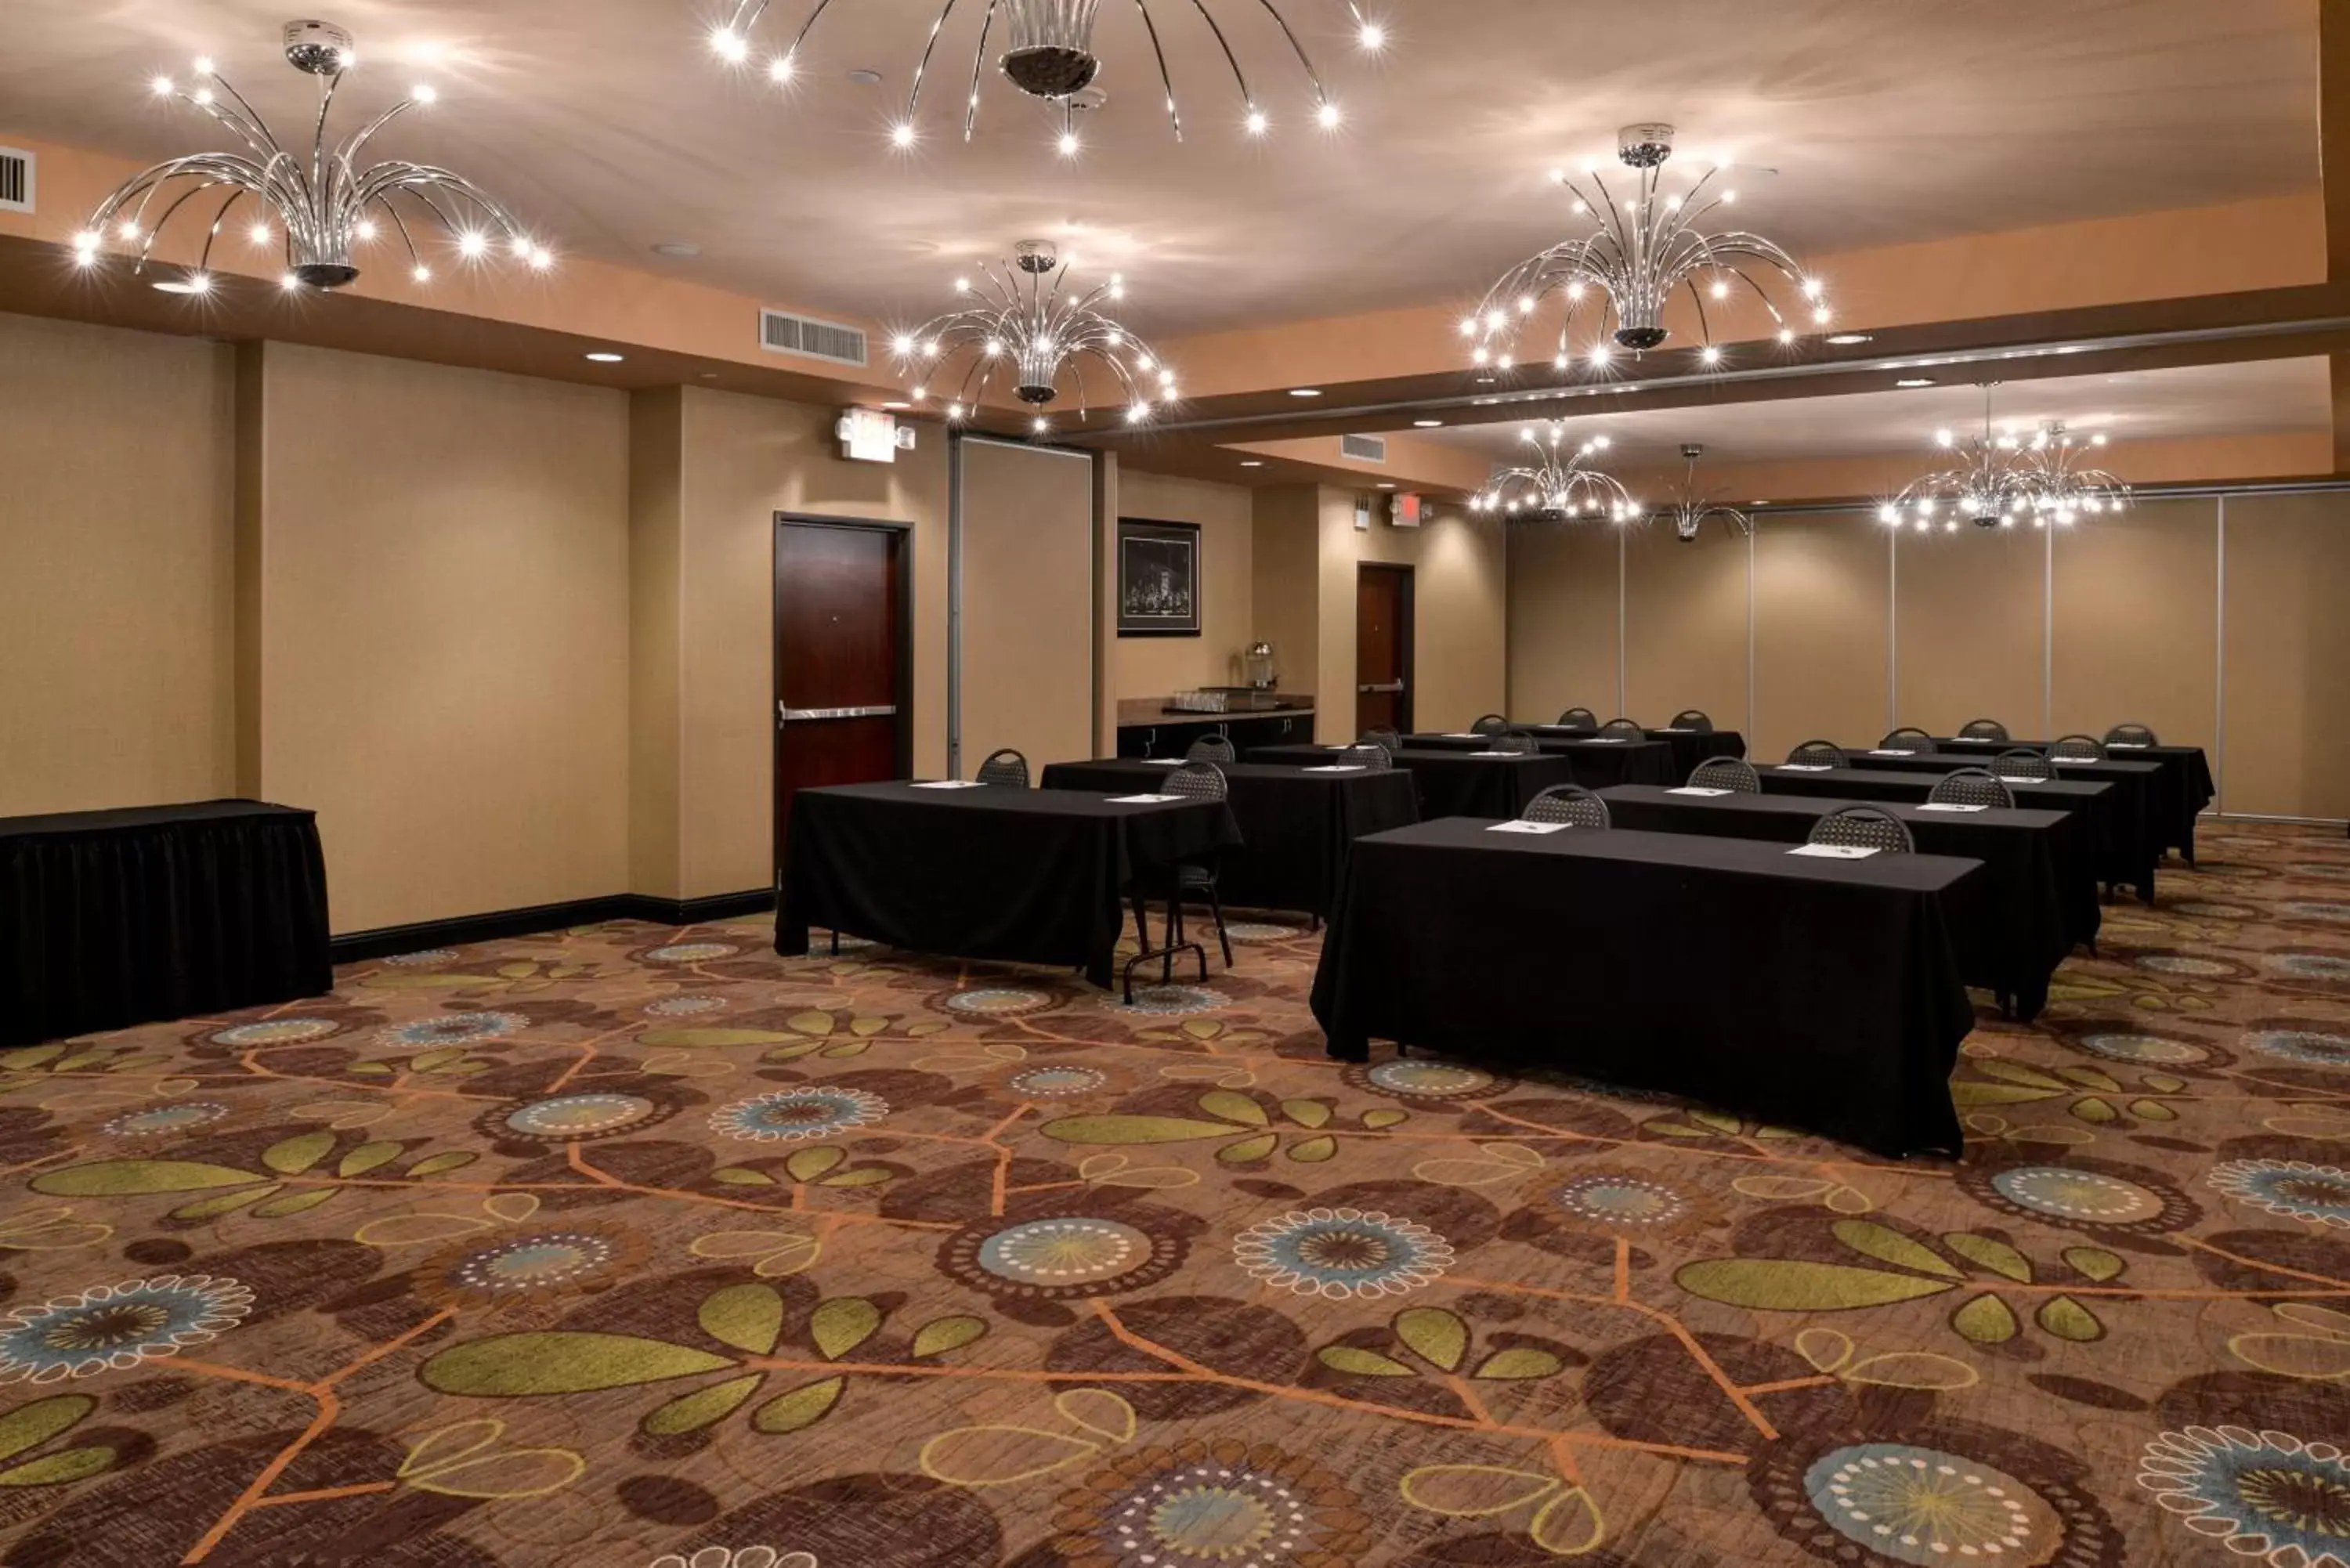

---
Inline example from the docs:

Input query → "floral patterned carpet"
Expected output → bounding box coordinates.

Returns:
[2,824,2348,1566]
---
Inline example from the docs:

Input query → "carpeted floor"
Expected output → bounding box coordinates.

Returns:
[2,824,2348,1566]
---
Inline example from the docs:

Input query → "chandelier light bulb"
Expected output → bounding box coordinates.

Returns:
[529,246,552,269]
[412,264,431,282]
[907,241,1167,433]
[1459,316,1477,336]
[1700,345,1723,365]
[710,26,747,60]
[1776,327,1795,345]
[458,231,486,256]
[768,54,795,82]
[193,88,215,106]
[248,222,271,244]
[1033,416,1050,433]
[1058,131,1080,157]
[354,219,377,241]
[948,403,966,421]
[1553,352,1570,370]
[279,271,301,290]
[193,56,215,75]
[118,220,140,240]
[1128,402,1151,423]
[894,334,916,355]
[1879,504,1900,525]
[412,83,438,104]
[1589,344,1611,366]
[151,75,175,96]
[1359,21,1386,49]
[891,123,916,149]
[1317,102,1342,129]
[1246,109,1269,135]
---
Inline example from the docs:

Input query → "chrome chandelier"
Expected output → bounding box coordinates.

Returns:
[73,21,545,295]
[895,240,1175,435]
[712,0,1386,152]
[1466,122,1828,374]
[1662,443,1753,542]
[2013,421,2131,525]
[1882,386,2128,531]
[1468,426,1640,522]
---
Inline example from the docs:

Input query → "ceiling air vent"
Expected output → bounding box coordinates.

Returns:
[0,147,32,215]
[759,308,868,368]
[1340,432,1387,464]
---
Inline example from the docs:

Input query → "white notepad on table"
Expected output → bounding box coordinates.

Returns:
[1488,821,1568,835]
[1668,786,1733,797]
[1788,843,1878,859]
[913,780,987,790]
[1108,793,1182,804]
[1869,749,1918,757]
[1441,732,1481,739]
[1658,727,1693,732]
[1470,751,1520,759]
[1777,764,1835,772]
[1304,765,1368,774]
[1139,758,1184,766]
[1918,802,1990,813]
[2106,742,2148,750]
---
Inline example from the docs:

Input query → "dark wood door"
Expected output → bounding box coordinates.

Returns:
[776,521,909,868]
[1356,564,1414,735]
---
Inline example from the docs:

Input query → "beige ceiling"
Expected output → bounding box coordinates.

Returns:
[0,0,2318,338]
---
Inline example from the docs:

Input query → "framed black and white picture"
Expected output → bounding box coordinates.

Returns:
[1116,517,1201,638]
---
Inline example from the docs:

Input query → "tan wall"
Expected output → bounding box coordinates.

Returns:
[1249,486,1322,716]
[627,388,685,900]
[2052,498,2218,756]
[1317,490,1507,739]
[1114,470,1256,697]
[1753,513,1892,761]
[1625,524,1748,732]
[958,439,1096,776]
[251,343,632,934]
[1505,525,1619,726]
[1894,526,2048,738]
[2222,493,2350,819]
[0,311,237,816]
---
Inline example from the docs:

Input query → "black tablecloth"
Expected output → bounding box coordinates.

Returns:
[1311,818,1981,1156]
[1932,739,2214,862]
[1513,726,1749,782]
[1598,785,2081,1020]
[1,800,333,1048]
[1249,746,1581,821]
[1838,750,2160,901]
[1039,760,1419,917]
[1401,734,1679,789]
[777,782,1242,988]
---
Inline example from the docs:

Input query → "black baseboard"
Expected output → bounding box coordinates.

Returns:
[329,888,777,965]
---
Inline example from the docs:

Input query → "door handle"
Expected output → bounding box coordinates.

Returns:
[779,704,899,724]
[1356,681,1405,695]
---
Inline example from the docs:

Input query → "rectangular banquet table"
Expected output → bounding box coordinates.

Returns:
[1929,738,2215,863]
[1597,784,2084,1020]
[1,800,333,1048]
[1246,745,1581,821]
[1509,724,1750,782]
[1835,748,2161,901]
[776,782,1242,988]
[1399,733,1679,788]
[1038,759,1420,918]
[1310,818,1983,1156]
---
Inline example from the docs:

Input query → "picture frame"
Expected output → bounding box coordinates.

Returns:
[1116,517,1202,638]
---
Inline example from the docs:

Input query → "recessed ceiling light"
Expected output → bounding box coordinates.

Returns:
[847,67,884,85]
[1895,378,1936,388]
[699,371,719,379]
[1824,332,1873,345]
[1376,482,1397,490]
[585,351,625,363]
[652,242,702,258]
[1413,419,1443,428]
[1238,460,1266,468]
[881,400,910,410]
[1289,388,1322,398]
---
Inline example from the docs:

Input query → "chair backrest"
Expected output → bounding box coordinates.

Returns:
[1361,728,1403,757]
[1490,729,1539,755]
[1670,710,1715,734]
[1186,734,1238,764]
[1959,717,2011,742]
[1808,805,1915,854]
[1689,757,1761,793]
[1165,761,1228,801]
[1523,784,1611,829]
[1557,707,1599,728]
[1471,714,1510,736]
[1929,767,2014,809]
[1340,744,1392,771]
[1787,739,1844,769]
[2104,721,2159,747]
[1600,717,1644,737]
[2048,734,2106,763]
[1992,748,2055,782]
[1879,726,1933,749]
[977,749,1031,788]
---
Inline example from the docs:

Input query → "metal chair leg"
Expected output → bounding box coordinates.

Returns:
[829,929,841,956]
[1206,880,1233,967]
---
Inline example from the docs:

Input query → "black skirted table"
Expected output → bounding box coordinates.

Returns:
[1401,734,1679,789]
[1311,818,1982,1156]
[1835,748,2161,901]
[1503,725,1748,782]
[1,800,333,1049]
[776,781,1242,989]
[1248,745,1580,822]
[1598,785,2084,1020]
[1039,759,1419,918]
[1930,738,2214,864]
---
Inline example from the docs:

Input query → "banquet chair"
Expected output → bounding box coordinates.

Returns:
[1124,762,1231,999]
[1993,749,2056,782]
[1959,718,2011,742]
[1929,768,2014,809]
[2049,735,2106,763]
[1689,757,1761,793]
[1670,710,1715,734]
[977,749,1031,788]
[1491,730,1539,755]
[2104,722,2160,747]
[1787,739,1844,769]
[1600,717,1644,737]
[1523,784,1611,829]
[1808,805,1915,854]
[1340,744,1392,771]
[1879,726,1933,749]
[1361,728,1403,757]
[1557,707,1600,728]
[1472,714,1510,736]
[1186,734,1238,764]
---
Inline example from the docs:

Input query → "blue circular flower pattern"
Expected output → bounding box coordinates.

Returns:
[1003,1065,1111,1099]
[501,1093,663,1141]
[2208,1161,2350,1228]
[2073,1032,2214,1067]
[978,1219,1152,1287]
[1232,1207,1454,1300]
[1105,986,1230,1018]
[1554,1172,1689,1228]
[1988,1167,2170,1227]
[2283,902,2350,923]
[942,988,1061,1019]
[2247,1031,2350,1068]
[2136,953,2247,978]
[0,1275,253,1383]
[449,1231,617,1293]
[2173,901,2257,920]
[1361,1060,1499,1100]
[710,1087,889,1143]
[646,943,741,964]
[645,995,729,1017]
[2267,953,2350,983]
[381,948,458,966]
[1802,1443,2061,1565]
[381,1011,527,1048]
[208,1017,338,1048]
[2138,1426,2350,1564]
[99,1103,230,1139]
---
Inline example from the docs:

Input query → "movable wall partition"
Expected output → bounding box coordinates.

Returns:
[1506,490,2350,822]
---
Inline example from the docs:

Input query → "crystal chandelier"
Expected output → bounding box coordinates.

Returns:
[71,22,546,295]
[1662,443,1753,542]
[2012,421,2131,526]
[1467,427,1640,522]
[1881,386,2128,531]
[1465,122,1828,376]
[895,240,1175,436]
[711,0,1385,152]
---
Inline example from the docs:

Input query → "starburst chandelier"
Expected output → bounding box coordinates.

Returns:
[712,0,1386,154]
[1465,122,1828,376]
[1881,386,2128,532]
[2012,421,2131,526]
[895,240,1175,436]
[1661,443,1752,542]
[1467,427,1640,522]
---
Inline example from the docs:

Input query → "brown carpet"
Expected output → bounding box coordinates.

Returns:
[0,823,2347,1566]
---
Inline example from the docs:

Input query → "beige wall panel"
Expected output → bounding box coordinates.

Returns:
[2222,493,2350,818]
[1249,486,1322,732]
[2051,498,2218,755]
[1506,525,1619,727]
[0,312,237,816]
[1752,513,1889,761]
[627,388,685,900]
[959,439,1096,777]
[1115,471,1255,698]
[1625,523,1748,732]
[672,388,949,897]
[1894,525,2046,740]
[256,344,631,934]
[1319,493,1506,737]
